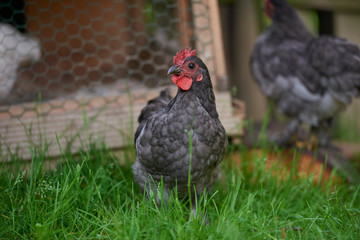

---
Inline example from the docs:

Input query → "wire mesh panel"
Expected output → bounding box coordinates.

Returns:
[0,0,241,161]
[3,0,195,104]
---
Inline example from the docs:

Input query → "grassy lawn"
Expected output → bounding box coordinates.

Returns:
[0,140,359,239]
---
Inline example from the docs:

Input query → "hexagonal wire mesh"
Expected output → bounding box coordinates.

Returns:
[2,0,195,104]
[0,0,238,160]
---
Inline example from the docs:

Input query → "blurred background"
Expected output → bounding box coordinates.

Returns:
[0,0,359,160]
[219,0,360,143]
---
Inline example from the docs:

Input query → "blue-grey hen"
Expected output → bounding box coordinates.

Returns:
[251,0,360,147]
[132,49,228,215]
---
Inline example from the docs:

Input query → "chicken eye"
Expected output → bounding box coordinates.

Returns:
[188,62,195,69]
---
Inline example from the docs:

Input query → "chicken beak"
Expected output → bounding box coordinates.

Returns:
[167,65,182,75]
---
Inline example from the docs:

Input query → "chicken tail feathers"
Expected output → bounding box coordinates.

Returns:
[137,88,172,124]
[134,88,172,147]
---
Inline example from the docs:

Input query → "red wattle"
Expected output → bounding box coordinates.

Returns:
[172,75,192,90]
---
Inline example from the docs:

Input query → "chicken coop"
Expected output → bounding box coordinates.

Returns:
[0,0,244,161]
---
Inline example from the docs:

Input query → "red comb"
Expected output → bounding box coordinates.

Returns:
[173,48,197,65]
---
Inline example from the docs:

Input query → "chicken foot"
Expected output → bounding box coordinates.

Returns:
[310,126,340,150]
[276,119,300,147]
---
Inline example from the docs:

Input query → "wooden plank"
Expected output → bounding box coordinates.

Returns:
[288,0,360,13]
[177,0,192,47]
[233,0,268,121]
[191,0,217,89]
[208,0,228,91]
[0,88,244,161]
[191,0,228,91]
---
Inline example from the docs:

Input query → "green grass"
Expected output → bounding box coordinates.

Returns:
[0,140,359,239]
[1,99,359,239]
[333,114,360,143]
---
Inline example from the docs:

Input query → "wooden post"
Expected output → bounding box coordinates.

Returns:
[208,0,228,91]
[191,0,228,91]
[177,0,192,47]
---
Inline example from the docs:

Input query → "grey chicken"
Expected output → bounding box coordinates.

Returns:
[251,0,360,147]
[132,48,228,217]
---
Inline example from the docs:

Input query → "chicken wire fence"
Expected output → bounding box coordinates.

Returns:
[0,0,220,104]
[0,0,238,160]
